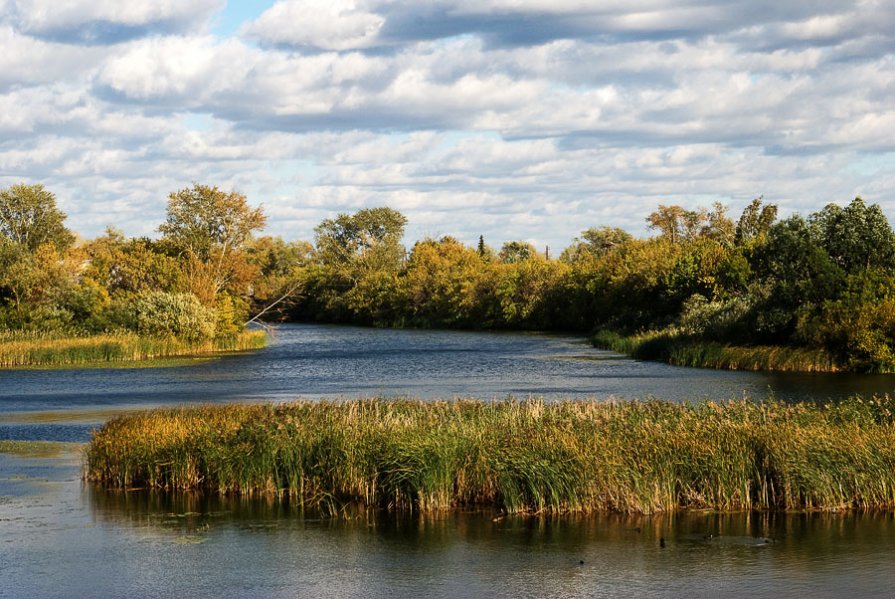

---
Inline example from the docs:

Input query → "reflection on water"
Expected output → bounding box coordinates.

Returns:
[4,324,895,440]
[1,446,894,598]
[65,487,895,598]
[4,325,895,597]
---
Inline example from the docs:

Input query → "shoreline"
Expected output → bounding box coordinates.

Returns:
[591,329,844,373]
[0,329,267,370]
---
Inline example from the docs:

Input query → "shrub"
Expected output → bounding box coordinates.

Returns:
[135,291,215,342]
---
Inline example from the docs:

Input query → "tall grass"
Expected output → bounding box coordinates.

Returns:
[86,396,895,514]
[0,330,267,368]
[592,329,841,372]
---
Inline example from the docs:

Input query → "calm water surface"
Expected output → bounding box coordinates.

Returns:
[3,448,895,599]
[2,324,895,597]
[3,324,895,442]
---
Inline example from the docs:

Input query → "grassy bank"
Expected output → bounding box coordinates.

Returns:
[591,330,842,372]
[86,396,895,514]
[0,329,267,368]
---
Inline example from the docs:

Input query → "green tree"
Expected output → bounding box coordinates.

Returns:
[244,236,314,322]
[0,183,74,252]
[735,196,777,245]
[398,237,492,327]
[562,227,633,262]
[315,207,407,274]
[810,197,895,273]
[495,257,568,328]
[498,240,536,264]
[309,207,407,323]
[0,240,79,331]
[646,204,707,244]
[701,202,736,246]
[159,184,266,301]
[82,228,183,296]
[751,216,845,343]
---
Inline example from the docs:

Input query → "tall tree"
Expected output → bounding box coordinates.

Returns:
[159,184,267,300]
[735,197,777,245]
[159,184,266,261]
[646,205,707,244]
[0,183,74,252]
[498,240,537,264]
[701,202,736,246]
[810,197,895,273]
[315,207,407,276]
[310,207,407,323]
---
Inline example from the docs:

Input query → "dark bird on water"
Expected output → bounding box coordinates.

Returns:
[659,537,666,548]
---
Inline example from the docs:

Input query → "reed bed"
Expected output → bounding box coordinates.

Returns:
[86,396,895,515]
[592,330,841,372]
[0,330,267,368]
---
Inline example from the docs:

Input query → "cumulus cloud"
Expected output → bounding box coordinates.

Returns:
[7,0,224,44]
[244,0,881,50]
[242,0,385,51]
[1,1,895,248]
[96,36,254,104]
[0,26,103,91]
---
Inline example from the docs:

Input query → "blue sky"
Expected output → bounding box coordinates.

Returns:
[2,1,895,249]
[211,1,276,37]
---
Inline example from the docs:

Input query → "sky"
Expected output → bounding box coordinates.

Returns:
[2,1,895,250]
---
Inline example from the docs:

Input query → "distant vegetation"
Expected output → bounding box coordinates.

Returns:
[87,397,895,514]
[4,181,895,371]
[0,330,266,368]
[0,183,274,365]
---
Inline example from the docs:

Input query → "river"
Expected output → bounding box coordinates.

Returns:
[2,324,895,597]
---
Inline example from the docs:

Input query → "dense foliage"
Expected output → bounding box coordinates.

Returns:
[3,181,895,371]
[0,183,290,346]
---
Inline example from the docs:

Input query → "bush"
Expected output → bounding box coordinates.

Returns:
[135,291,215,342]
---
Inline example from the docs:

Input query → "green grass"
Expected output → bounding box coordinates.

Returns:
[86,396,895,515]
[592,329,842,372]
[0,330,267,369]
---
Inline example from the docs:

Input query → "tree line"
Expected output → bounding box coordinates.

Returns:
[2,182,895,370]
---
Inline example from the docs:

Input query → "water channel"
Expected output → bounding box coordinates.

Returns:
[2,324,895,597]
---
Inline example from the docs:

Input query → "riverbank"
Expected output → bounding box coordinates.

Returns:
[0,330,267,369]
[591,329,843,372]
[86,396,895,514]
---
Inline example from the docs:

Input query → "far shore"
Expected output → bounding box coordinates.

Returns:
[0,329,267,370]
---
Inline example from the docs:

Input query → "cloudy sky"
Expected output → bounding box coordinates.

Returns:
[2,1,894,250]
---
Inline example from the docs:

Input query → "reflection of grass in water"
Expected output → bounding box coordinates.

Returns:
[0,440,82,457]
[0,407,161,424]
[87,396,895,515]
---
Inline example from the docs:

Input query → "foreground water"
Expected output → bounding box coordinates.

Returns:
[4,447,895,598]
[2,324,895,597]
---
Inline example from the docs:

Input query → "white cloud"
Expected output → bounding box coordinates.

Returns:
[1,1,895,248]
[0,26,102,90]
[9,0,224,42]
[97,36,254,103]
[243,0,384,51]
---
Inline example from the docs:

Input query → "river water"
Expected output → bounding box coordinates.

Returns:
[2,324,895,597]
